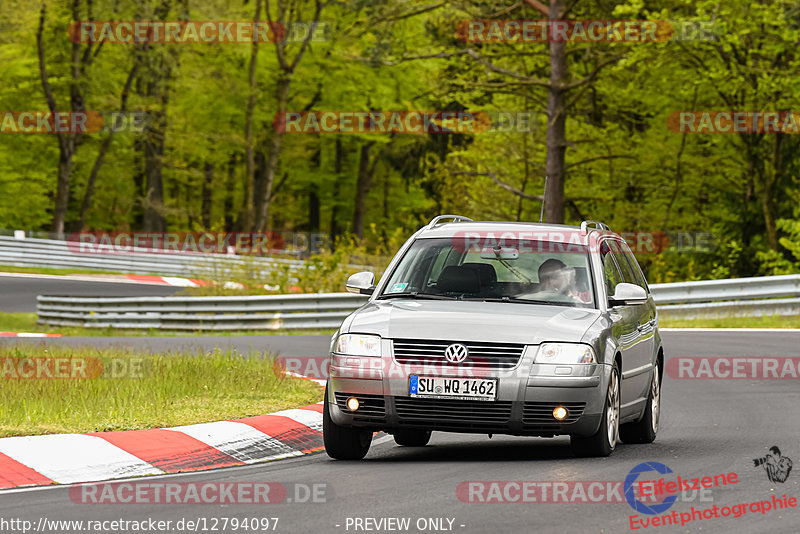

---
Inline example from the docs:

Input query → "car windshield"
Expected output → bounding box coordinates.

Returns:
[378,237,596,308]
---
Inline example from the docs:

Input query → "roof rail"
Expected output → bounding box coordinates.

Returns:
[580,220,610,232]
[426,214,474,229]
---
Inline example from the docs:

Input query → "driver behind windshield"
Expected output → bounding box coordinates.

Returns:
[538,258,579,298]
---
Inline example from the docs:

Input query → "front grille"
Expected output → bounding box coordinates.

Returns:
[334,393,387,423]
[394,397,513,429]
[522,401,586,426]
[393,339,524,370]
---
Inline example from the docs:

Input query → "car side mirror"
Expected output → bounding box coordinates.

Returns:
[346,271,376,295]
[609,282,647,306]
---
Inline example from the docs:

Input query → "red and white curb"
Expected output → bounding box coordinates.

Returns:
[121,274,209,287]
[0,272,269,290]
[0,271,207,288]
[0,403,324,490]
[0,332,61,338]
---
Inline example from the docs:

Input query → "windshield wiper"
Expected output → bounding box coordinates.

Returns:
[377,292,456,300]
[463,297,563,306]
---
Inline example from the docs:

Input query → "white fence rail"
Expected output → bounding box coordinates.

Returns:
[34,275,800,330]
[0,235,304,278]
[37,293,369,331]
[651,275,800,320]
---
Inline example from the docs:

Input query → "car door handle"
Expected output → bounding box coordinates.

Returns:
[638,319,656,331]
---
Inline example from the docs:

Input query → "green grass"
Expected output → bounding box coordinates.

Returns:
[8,310,800,336]
[0,312,334,337]
[0,344,323,437]
[660,314,800,329]
[0,265,141,277]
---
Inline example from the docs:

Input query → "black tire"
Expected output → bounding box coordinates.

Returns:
[393,429,432,447]
[571,362,620,458]
[322,390,372,460]
[620,363,661,444]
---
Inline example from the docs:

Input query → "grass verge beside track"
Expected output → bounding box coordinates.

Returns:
[0,313,333,337]
[0,265,149,277]
[6,311,800,334]
[659,315,800,328]
[0,344,323,437]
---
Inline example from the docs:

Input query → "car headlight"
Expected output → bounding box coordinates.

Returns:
[334,334,382,357]
[535,343,595,364]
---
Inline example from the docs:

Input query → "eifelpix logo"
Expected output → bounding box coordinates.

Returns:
[625,462,678,515]
[753,446,793,483]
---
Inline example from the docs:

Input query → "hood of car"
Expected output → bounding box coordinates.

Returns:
[344,299,601,345]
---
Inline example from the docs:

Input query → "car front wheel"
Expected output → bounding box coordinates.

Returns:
[571,362,620,458]
[620,363,661,444]
[323,389,372,460]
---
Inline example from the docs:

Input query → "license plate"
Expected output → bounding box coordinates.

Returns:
[409,376,497,401]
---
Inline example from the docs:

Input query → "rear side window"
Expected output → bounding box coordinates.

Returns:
[608,240,638,286]
[615,240,649,291]
[600,241,624,295]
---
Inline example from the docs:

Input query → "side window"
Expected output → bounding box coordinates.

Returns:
[617,240,649,291]
[608,240,638,286]
[600,241,624,295]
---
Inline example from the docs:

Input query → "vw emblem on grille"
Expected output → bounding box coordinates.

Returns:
[444,343,469,363]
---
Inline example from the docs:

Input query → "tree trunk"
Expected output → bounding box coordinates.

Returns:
[53,150,74,236]
[37,1,84,237]
[224,153,236,231]
[329,138,344,243]
[309,189,320,231]
[142,98,167,232]
[544,0,567,224]
[254,75,290,231]
[77,63,138,229]
[763,134,782,250]
[242,0,262,231]
[202,162,213,229]
[308,141,321,231]
[352,141,375,239]
[255,0,324,232]
[136,0,178,232]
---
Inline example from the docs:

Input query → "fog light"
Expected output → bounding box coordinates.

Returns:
[553,406,568,420]
[346,397,360,412]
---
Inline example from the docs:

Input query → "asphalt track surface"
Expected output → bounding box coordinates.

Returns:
[0,331,798,534]
[0,274,180,313]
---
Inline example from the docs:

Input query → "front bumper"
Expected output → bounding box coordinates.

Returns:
[327,346,611,438]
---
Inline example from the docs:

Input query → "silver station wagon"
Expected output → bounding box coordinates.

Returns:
[323,215,663,459]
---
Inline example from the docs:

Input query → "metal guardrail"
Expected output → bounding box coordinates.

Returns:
[37,293,370,331]
[650,275,800,304]
[652,275,800,320]
[34,276,800,331]
[0,235,305,278]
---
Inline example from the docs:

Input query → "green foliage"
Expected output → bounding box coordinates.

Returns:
[1,0,799,284]
[184,233,395,295]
